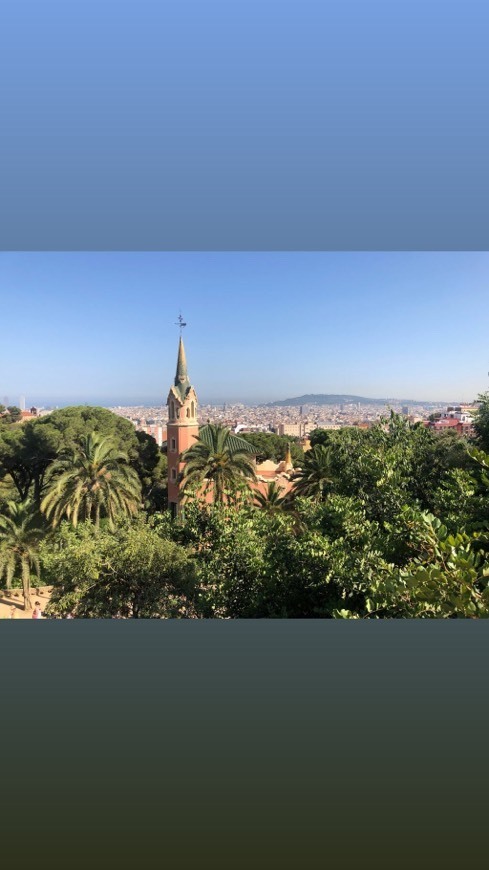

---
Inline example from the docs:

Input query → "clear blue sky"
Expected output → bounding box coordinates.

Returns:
[0,252,488,406]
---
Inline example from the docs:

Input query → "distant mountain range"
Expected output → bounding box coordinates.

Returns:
[266,394,449,407]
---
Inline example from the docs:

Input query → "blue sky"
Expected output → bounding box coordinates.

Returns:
[0,252,488,406]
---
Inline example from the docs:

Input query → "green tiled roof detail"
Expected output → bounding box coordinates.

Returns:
[169,384,192,404]
[198,425,257,454]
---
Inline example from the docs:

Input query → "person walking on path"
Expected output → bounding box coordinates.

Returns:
[32,602,43,619]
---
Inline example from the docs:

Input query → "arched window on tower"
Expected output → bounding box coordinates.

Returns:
[170,400,175,420]
[186,407,190,418]
[191,401,195,418]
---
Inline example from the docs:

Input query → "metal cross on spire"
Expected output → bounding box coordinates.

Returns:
[175,313,187,335]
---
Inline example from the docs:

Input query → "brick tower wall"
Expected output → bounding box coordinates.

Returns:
[167,421,199,507]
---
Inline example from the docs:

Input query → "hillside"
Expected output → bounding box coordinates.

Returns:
[266,394,439,407]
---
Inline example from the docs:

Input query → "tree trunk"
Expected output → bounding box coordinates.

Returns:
[33,473,42,506]
[22,561,33,612]
[10,469,30,502]
[23,586,33,612]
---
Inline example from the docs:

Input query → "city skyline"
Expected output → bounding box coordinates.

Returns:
[1,251,488,406]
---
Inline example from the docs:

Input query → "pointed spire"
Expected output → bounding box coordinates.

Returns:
[175,336,189,386]
[170,334,194,404]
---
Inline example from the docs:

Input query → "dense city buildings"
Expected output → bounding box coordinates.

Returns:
[3,390,480,441]
[276,422,308,438]
[110,398,478,442]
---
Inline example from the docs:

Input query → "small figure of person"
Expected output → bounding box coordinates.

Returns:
[66,612,74,619]
[32,602,43,619]
[10,606,18,619]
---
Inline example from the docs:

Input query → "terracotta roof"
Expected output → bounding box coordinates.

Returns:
[252,478,294,497]
[434,419,460,427]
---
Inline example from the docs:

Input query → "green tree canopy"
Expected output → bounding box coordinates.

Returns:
[0,499,44,610]
[181,424,257,505]
[1,404,486,620]
[308,428,333,448]
[306,415,472,521]
[41,432,142,529]
[0,406,159,506]
[239,431,304,466]
[133,430,168,512]
[253,480,288,513]
[42,519,196,618]
[0,406,22,424]
[292,445,334,501]
[473,393,489,451]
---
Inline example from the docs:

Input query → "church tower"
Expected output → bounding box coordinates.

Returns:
[166,333,199,517]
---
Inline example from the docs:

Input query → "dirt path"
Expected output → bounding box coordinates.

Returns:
[0,587,52,619]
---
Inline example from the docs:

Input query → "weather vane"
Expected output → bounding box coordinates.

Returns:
[175,313,187,335]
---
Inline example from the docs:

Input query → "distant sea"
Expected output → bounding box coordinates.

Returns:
[26,395,464,409]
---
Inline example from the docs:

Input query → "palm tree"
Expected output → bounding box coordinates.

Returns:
[181,424,257,505]
[292,444,335,501]
[41,433,142,529]
[0,499,43,611]
[254,481,288,514]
